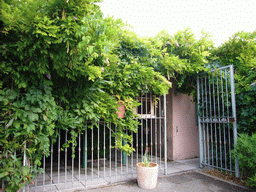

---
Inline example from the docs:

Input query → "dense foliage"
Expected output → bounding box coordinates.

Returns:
[213,31,256,134]
[0,0,255,191]
[0,0,171,190]
[236,85,256,135]
[148,29,214,96]
[232,133,256,188]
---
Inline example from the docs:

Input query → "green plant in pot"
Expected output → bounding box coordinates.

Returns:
[136,148,159,189]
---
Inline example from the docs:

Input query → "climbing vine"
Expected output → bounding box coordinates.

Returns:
[2,0,254,191]
[0,0,171,190]
[213,31,256,134]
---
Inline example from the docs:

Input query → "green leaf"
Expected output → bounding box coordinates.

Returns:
[43,115,48,121]
[0,172,8,179]
[18,82,27,88]
[13,120,22,128]
[28,112,38,121]
[21,166,30,177]
[14,132,22,137]
[31,108,42,113]
[6,118,14,128]
[34,159,41,166]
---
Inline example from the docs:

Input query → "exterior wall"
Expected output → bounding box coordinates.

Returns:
[166,85,199,160]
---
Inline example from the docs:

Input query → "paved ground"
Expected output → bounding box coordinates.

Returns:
[21,158,254,191]
[86,171,253,192]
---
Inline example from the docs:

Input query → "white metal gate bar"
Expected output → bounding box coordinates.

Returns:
[197,65,239,177]
[25,92,167,191]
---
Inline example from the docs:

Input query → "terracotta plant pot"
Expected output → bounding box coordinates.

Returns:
[136,162,158,189]
[116,102,125,118]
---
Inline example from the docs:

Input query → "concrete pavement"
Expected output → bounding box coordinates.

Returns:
[80,158,254,192]
[86,170,253,192]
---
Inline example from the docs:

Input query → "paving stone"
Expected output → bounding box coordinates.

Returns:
[167,174,193,184]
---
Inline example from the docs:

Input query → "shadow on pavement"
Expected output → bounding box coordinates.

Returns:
[87,171,253,192]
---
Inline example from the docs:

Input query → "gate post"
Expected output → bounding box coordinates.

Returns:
[230,65,239,178]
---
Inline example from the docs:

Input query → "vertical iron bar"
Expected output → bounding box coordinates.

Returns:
[98,121,100,179]
[58,129,60,185]
[146,93,148,159]
[104,122,106,178]
[205,74,210,165]
[65,130,67,184]
[51,140,53,189]
[159,95,162,169]
[136,119,138,164]
[221,71,225,120]
[43,154,45,188]
[136,96,138,164]
[203,124,206,165]
[217,74,223,169]
[230,65,239,177]
[85,124,88,181]
[201,78,206,164]
[221,71,226,170]
[79,132,81,182]
[141,96,143,162]
[197,76,203,168]
[91,125,94,179]
[131,128,134,175]
[23,144,26,192]
[221,71,227,170]
[150,92,153,162]
[109,123,112,180]
[215,119,218,168]
[209,73,214,166]
[226,70,232,170]
[213,74,218,168]
[164,93,167,175]
[115,125,117,178]
[126,129,128,175]
[72,140,74,187]
[121,134,122,175]
[155,96,158,164]
[223,123,227,170]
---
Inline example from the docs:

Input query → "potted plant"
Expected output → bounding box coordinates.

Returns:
[136,148,158,189]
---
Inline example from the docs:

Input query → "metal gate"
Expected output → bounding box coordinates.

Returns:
[197,65,239,177]
[25,92,167,191]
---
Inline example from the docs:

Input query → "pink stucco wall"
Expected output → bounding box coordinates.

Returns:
[166,86,199,160]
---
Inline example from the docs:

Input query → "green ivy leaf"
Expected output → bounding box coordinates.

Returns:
[6,118,14,128]
[43,115,48,121]
[21,166,30,177]
[0,172,8,179]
